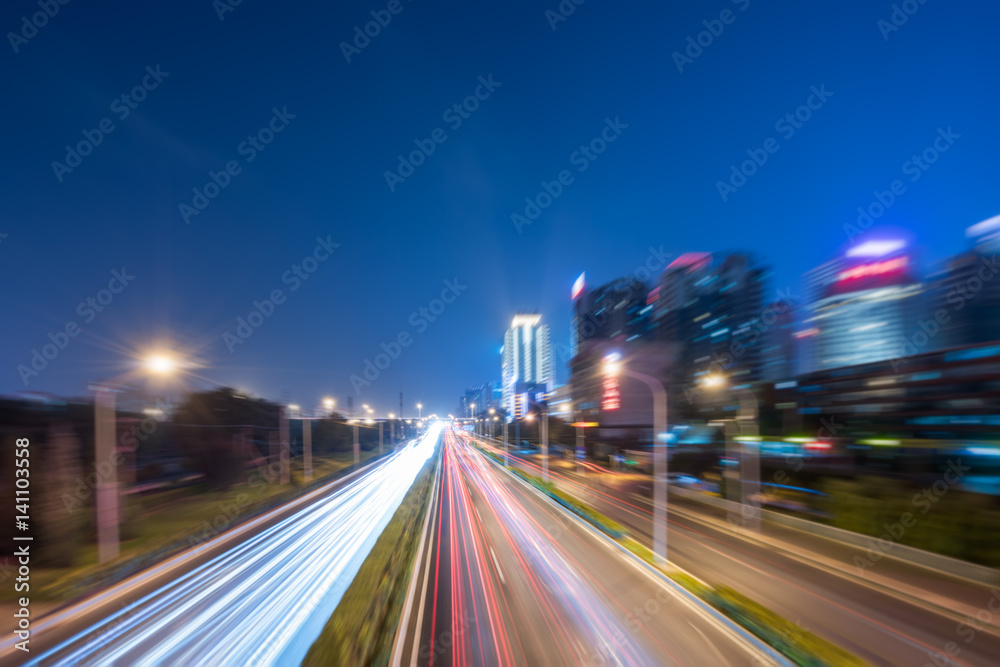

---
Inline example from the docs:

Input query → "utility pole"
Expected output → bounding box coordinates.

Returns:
[93,385,120,563]
[503,419,508,467]
[303,418,312,481]
[279,406,290,485]
[353,421,360,465]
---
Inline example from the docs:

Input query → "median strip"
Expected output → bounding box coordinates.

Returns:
[303,450,436,665]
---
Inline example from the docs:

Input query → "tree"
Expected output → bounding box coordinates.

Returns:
[173,388,280,490]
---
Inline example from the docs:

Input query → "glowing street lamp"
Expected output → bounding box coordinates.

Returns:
[417,402,423,419]
[145,354,177,375]
[94,351,182,563]
[603,352,668,565]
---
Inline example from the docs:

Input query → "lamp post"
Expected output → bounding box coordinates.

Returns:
[389,413,396,447]
[93,353,179,563]
[521,397,549,483]
[417,402,422,420]
[503,418,509,466]
[93,384,120,563]
[604,354,668,565]
[701,375,761,532]
[352,416,361,465]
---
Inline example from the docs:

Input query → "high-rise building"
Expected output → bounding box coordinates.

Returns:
[458,382,503,417]
[651,252,769,387]
[803,240,923,372]
[571,275,651,355]
[927,215,1000,349]
[502,314,554,419]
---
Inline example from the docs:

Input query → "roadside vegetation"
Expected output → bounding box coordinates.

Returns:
[0,451,374,603]
[303,453,436,666]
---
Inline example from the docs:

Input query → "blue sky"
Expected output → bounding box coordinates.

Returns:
[1,0,998,415]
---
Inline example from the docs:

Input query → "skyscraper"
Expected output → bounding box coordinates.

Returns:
[572,275,651,354]
[803,240,923,372]
[651,252,769,386]
[502,314,554,419]
[927,215,1000,349]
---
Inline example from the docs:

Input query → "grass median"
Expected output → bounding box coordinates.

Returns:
[303,453,436,666]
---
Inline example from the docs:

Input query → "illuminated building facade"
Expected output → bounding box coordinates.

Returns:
[502,314,554,419]
[804,241,923,372]
[571,275,650,358]
[927,215,1000,349]
[651,252,769,386]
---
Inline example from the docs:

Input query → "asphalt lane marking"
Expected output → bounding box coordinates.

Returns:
[689,620,728,665]
[489,546,506,585]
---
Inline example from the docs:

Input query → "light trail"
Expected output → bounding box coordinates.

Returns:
[433,427,657,666]
[27,425,441,667]
[459,432,978,666]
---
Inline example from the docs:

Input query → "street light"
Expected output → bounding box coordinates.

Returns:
[92,352,182,563]
[145,355,176,375]
[417,402,422,419]
[604,353,668,565]
[701,375,760,532]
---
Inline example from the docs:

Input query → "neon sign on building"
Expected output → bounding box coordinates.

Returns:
[602,374,620,411]
[837,256,908,281]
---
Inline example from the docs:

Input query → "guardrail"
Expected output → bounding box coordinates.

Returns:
[668,485,1000,586]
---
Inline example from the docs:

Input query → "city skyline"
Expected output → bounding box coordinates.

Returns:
[3,0,999,415]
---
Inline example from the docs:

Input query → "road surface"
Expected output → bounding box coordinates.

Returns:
[4,428,439,667]
[494,443,1000,667]
[394,428,778,666]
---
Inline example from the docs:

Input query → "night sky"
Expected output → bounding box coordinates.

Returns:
[2,0,998,415]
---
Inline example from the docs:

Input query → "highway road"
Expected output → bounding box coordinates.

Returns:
[3,427,440,667]
[393,428,779,666]
[491,442,1000,667]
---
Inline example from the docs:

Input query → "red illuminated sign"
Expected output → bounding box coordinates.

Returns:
[838,257,908,281]
[602,375,620,411]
